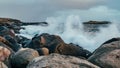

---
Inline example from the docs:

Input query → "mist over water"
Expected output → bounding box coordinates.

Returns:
[20,15,120,52]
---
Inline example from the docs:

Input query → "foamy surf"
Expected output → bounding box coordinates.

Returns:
[20,15,120,52]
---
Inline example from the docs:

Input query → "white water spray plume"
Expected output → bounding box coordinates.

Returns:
[20,15,120,52]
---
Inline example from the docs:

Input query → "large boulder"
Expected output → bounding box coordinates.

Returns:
[24,33,64,52]
[0,46,11,68]
[25,33,91,58]
[88,37,120,68]
[40,33,65,53]
[40,33,91,58]
[54,43,91,58]
[0,46,11,62]
[24,33,64,49]
[0,41,14,54]
[11,48,39,68]
[27,53,100,68]
[0,61,8,68]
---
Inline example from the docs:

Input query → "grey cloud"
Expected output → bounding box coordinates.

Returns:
[48,6,120,22]
[0,0,119,21]
[50,0,106,9]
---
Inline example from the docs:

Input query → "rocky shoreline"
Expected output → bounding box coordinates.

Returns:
[0,18,119,68]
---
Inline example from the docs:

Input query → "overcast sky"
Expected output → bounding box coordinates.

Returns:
[0,0,120,22]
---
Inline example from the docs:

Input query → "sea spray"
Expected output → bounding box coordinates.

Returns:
[20,15,120,52]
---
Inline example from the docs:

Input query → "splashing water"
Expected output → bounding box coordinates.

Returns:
[20,15,120,52]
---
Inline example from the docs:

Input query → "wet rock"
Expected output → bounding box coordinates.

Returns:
[88,37,120,68]
[0,26,15,38]
[4,35,21,52]
[25,33,91,58]
[27,53,100,68]
[54,43,92,58]
[0,36,18,52]
[25,33,64,50]
[15,35,30,47]
[11,48,39,68]
[40,34,65,53]
[40,33,91,58]
[24,34,43,49]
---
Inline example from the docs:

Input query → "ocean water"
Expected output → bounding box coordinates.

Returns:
[20,15,120,52]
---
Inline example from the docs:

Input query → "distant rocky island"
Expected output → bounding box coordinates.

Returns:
[0,18,111,33]
[0,17,119,68]
[83,21,111,32]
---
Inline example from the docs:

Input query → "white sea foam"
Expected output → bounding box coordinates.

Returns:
[20,15,120,52]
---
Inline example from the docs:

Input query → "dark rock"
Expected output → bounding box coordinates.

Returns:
[54,43,91,58]
[40,33,91,58]
[22,22,48,26]
[25,33,91,58]
[15,35,31,47]
[27,53,100,68]
[83,21,111,32]
[0,36,16,50]
[88,37,120,68]
[11,48,39,68]
[24,34,43,49]
[39,33,65,53]
[4,35,21,52]
[0,18,23,33]
[0,26,15,38]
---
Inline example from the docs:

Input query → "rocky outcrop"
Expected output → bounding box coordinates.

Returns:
[88,37,120,68]
[0,18,23,33]
[1,18,118,68]
[25,33,91,58]
[22,22,48,26]
[54,43,91,58]
[27,53,100,68]
[83,21,111,32]
[0,18,48,33]
[0,18,21,25]
[11,48,39,68]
